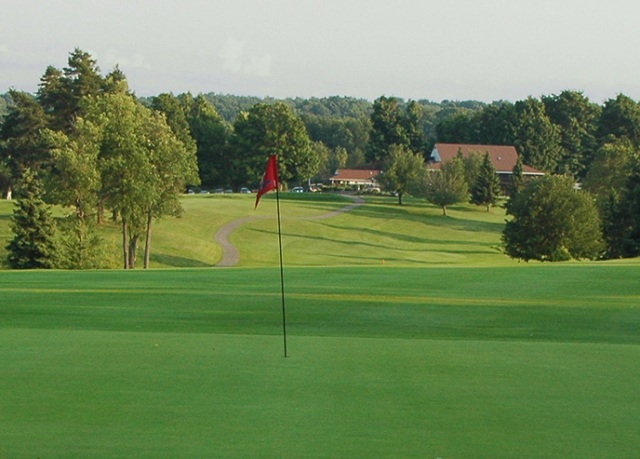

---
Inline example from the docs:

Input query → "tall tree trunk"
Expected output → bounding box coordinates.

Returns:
[122,218,129,269]
[144,210,153,269]
[97,199,104,225]
[128,235,138,269]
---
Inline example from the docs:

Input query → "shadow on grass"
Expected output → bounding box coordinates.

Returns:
[249,226,498,253]
[315,222,496,247]
[351,200,506,234]
[150,253,214,268]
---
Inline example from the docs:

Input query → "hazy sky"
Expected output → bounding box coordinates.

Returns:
[2,0,640,103]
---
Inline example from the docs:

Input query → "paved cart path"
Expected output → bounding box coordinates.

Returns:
[215,195,365,267]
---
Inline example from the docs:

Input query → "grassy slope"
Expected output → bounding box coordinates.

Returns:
[194,193,515,268]
[1,193,515,268]
[1,194,640,457]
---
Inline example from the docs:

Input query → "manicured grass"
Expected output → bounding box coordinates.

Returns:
[232,193,515,267]
[0,193,516,268]
[1,265,640,457]
[1,194,639,457]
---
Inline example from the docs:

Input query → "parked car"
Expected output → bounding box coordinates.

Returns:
[290,187,304,193]
[240,187,251,194]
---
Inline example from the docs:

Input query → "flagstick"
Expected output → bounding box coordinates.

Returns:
[275,186,288,358]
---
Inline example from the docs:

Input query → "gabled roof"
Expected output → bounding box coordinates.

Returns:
[330,169,381,182]
[430,143,544,175]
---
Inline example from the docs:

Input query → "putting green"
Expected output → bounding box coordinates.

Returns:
[2,329,638,458]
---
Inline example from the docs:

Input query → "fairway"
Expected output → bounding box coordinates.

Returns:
[2,265,640,458]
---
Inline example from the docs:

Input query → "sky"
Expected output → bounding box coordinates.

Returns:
[2,0,640,103]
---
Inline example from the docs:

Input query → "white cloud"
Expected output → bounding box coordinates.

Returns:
[245,53,272,78]
[219,37,244,74]
[102,49,151,70]
[219,37,271,78]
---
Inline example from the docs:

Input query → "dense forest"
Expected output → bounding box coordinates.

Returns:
[2,48,640,267]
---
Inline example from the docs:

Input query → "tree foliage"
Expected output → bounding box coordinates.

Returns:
[582,138,637,207]
[367,96,426,165]
[542,90,600,177]
[6,169,58,269]
[470,152,502,211]
[0,90,52,179]
[230,102,315,188]
[601,156,640,258]
[415,157,468,216]
[597,94,640,148]
[509,155,525,196]
[78,88,199,268]
[377,144,425,205]
[513,97,563,173]
[37,48,105,132]
[503,175,603,261]
[177,93,228,188]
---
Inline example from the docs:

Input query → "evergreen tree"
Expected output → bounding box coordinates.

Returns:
[471,152,502,211]
[509,155,525,196]
[6,169,58,269]
[0,90,52,178]
[56,217,112,269]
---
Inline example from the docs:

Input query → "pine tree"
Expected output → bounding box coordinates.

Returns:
[471,152,502,211]
[509,155,525,196]
[6,170,58,269]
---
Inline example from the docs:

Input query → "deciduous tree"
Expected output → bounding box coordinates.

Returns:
[597,94,640,148]
[230,102,315,188]
[503,175,603,261]
[542,90,600,178]
[513,97,563,173]
[377,144,424,205]
[178,93,228,188]
[415,157,468,216]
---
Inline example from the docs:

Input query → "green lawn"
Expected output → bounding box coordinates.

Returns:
[1,194,639,457]
[1,193,516,268]
[1,265,640,458]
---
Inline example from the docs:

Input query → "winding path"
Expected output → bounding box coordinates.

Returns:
[214,195,365,267]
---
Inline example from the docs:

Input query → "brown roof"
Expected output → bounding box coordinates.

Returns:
[430,143,544,175]
[330,169,381,182]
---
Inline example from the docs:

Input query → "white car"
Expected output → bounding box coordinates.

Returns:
[290,187,304,193]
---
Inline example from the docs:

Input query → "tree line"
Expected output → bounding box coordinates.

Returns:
[2,48,640,267]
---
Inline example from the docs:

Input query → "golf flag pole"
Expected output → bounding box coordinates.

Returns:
[255,155,288,357]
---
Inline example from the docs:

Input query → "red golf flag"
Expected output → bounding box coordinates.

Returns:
[255,155,279,208]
